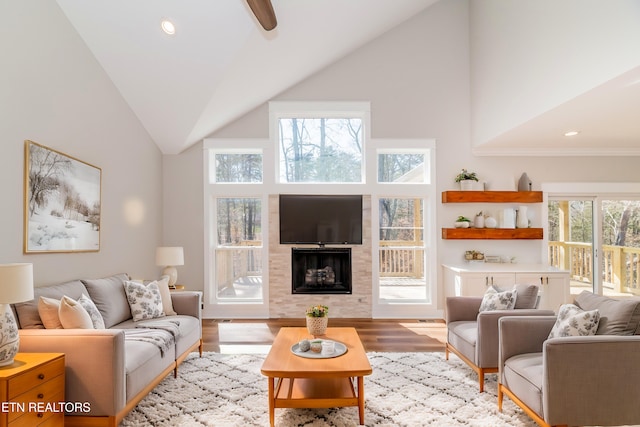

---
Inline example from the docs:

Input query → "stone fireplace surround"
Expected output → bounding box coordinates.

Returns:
[268,194,372,318]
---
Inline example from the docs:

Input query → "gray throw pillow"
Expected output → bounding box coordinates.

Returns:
[513,283,539,309]
[574,291,640,335]
[82,273,131,328]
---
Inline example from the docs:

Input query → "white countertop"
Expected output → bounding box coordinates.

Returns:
[442,263,568,273]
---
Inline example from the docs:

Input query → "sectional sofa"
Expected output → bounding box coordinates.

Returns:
[12,273,203,427]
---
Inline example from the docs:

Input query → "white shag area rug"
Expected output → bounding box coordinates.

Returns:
[120,352,537,427]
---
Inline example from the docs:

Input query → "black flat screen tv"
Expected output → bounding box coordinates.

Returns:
[279,195,363,245]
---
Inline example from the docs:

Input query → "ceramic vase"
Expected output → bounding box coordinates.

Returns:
[516,206,529,228]
[474,215,484,228]
[306,316,328,337]
[459,180,475,191]
[0,304,19,366]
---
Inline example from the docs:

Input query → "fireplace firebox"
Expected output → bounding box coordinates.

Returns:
[291,248,352,294]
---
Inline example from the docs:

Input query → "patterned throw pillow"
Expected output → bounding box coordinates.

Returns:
[548,303,600,339]
[479,286,516,312]
[123,281,165,322]
[78,294,106,329]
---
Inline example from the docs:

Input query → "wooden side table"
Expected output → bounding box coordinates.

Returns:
[0,353,65,427]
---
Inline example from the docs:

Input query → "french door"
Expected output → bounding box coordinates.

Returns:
[546,184,640,298]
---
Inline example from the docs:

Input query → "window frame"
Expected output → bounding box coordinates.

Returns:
[269,101,371,184]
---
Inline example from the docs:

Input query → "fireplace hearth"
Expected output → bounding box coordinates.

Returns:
[291,248,352,294]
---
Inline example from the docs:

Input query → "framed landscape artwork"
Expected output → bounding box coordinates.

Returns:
[24,140,102,253]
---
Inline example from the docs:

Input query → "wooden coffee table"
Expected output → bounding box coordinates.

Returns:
[260,327,372,426]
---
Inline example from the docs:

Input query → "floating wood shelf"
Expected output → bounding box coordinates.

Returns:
[442,191,543,203]
[442,228,543,240]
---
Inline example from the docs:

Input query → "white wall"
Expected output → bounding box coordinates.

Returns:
[470,0,640,147]
[0,1,163,285]
[164,0,640,312]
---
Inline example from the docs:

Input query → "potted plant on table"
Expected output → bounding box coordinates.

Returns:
[455,169,479,191]
[306,304,329,337]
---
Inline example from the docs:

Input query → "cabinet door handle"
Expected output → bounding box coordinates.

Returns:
[485,276,489,287]
[540,277,544,285]
[37,393,44,399]
[38,373,45,380]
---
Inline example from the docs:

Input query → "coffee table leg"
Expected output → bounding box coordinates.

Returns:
[357,376,365,425]
[268,377,275,426]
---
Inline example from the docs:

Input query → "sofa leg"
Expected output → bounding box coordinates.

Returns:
[445,343,450,360]
[478,370,485,393]
[199,339,203,357]
[498,383,503,411]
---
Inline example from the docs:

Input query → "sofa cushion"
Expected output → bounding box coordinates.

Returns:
[14,280,89,329]
[82,274,132,328]
[123,281,165,321]
[38,296,63,329]
[574,291,640,335]
[447,320,477,362]
[78,294,106,329]
[513,284,539,309]
[59,296,94,329]
[548,303,600,339]
[479,286,516,312]
[502,353,544,417]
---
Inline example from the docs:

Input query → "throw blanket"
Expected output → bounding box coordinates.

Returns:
[124,319,181,357]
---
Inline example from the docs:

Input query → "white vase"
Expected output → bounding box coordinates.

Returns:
[459,180,475,191]
[485,217,497,228]
[306,316,328,337]
[516,206,529,228]
[473,215,484,228]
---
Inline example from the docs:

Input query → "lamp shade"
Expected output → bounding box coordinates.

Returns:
[0,263,34,304]
[155,247,184,266]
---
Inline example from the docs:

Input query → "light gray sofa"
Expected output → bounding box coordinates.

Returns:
[446,284,555,391]
[498,291,640,427]
[12,273,203,427]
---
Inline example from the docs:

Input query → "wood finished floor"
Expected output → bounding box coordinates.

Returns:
[202,318,447,353]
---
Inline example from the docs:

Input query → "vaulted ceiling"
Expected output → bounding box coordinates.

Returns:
[56,0,640,156]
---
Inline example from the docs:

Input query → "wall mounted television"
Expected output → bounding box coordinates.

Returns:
[279,194,363,245]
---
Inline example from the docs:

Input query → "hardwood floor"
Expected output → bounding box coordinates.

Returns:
[202,318,447,353]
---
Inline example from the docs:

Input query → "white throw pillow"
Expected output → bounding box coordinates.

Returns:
[156,275,177,316]
[38,296,63,329]
[123,281,165,321]
[479,286,516,312]
[78,294,106,329]
[548,303,600,339]
[59,296,94,329]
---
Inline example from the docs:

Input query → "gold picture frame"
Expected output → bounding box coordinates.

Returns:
[24,140,102,253]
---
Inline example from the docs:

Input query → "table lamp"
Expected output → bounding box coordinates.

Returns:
[155,246,184,288]
[0,263,34,366]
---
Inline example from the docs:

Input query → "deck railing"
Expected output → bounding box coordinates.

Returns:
[548,241,640,295]
[379,241,424,278]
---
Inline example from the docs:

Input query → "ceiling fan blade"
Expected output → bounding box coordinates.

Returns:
[246,0,277,31]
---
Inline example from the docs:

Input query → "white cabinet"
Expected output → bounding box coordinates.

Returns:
[443,264,570,311]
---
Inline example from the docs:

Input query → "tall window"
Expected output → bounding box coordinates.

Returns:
[214,198,263,300]
[271,101,368,184]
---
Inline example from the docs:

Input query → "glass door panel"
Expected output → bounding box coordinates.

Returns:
[548,200,595,297]
[378,197,427,301]
[601,200,640,297]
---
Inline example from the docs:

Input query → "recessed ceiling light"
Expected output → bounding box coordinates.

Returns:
[564,131,580,137]
[161,19,176,35]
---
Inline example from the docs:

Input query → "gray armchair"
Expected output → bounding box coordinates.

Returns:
[498,292,640,427]
[445,284,554,392]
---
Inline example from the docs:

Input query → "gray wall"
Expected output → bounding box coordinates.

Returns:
[0,1,163,285]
